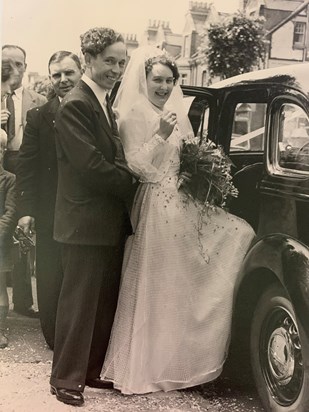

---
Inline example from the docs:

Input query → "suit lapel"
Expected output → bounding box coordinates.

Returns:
[22,89,37,128]
[79,80,114,142]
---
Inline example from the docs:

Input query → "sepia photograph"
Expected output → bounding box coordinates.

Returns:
[1,0,309,411]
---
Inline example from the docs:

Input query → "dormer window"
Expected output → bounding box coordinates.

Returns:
[293,22,306,48]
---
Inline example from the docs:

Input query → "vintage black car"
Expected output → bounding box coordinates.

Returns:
[182,64,309,412]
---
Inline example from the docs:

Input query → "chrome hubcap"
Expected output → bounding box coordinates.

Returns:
[268,326,295,385]
[260,307,303,406]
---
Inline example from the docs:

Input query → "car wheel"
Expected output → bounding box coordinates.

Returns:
[250,283,309,412]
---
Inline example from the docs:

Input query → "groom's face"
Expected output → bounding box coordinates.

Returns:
[87,42,126,90]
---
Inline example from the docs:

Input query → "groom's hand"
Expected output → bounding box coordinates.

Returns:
[115,158,139,180]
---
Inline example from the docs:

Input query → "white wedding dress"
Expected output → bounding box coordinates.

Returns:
[101,100,255,394]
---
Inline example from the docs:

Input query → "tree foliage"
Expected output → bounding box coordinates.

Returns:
[200,14,267,80]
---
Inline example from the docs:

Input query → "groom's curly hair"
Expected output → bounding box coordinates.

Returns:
[80,27,124,56]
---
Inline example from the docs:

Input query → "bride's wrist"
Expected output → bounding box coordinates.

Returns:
[154,134,166,143]
[156,131,168,141]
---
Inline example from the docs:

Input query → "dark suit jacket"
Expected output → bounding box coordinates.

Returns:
[0,165,16,271]
[16,97,60,235]
[54,80,132,246]
[21,89,48,131]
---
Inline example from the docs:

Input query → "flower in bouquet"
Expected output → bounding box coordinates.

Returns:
[178,137,238,209]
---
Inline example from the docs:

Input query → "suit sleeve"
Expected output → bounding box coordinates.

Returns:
[16,108,40,218]
[55,99,132,201]
[0,174,17,241]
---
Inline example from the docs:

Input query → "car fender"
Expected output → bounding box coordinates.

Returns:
[241,233,309,340]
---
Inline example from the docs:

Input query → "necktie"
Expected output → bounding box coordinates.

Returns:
[105,94,127,164]
[6,93,15,141]
[105,94,119,136]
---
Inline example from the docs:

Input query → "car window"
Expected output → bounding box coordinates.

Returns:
[185,96,211,140]
[277,103,309,172]
[230,103,267,152]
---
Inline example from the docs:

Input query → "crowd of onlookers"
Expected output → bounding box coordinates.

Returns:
[0,44,83,350]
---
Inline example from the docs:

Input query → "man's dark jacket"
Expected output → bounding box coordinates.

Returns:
[17,96,60,232]
[16,96,62,349]
[53,80,132,245]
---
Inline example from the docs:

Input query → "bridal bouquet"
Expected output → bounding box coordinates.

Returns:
[178,136,238,209]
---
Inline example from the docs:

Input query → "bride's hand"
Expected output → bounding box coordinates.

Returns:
[158,110,177,140]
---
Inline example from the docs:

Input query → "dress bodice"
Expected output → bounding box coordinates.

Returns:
[119,101,187,184]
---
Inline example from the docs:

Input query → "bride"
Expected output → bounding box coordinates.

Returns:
[102,46,255,395]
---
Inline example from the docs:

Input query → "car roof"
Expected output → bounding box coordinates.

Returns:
[186,63,309,95]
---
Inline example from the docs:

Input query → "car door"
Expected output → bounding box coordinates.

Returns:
[182,86,269,230]
[259,93,309,244]
[216,87,269,169]
[215,87,269,230]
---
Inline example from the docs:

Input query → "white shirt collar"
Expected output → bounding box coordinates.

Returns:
[13,86,23,99]
[82,73,108,104]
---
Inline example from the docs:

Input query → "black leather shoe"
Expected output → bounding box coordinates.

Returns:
[14,306,39,318]
[50,386,84,406]
[85,378,113,389]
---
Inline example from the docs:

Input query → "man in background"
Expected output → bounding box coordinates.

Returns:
[1,44,47,318]
[16,51,83,348]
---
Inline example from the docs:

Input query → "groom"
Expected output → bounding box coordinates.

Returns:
[50,27,133,406]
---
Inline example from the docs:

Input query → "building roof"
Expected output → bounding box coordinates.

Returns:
[165,33,183,46]
[264,0,303,11]
[265,0,309,35]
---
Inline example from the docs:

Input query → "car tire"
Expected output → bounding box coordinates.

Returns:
[250,283,309,412]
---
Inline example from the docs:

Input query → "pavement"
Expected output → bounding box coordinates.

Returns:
[0,279,265,412]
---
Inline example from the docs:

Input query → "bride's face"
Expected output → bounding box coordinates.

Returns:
[146,63,174,109]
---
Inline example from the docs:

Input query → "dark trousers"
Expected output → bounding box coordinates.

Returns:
[12,250,33,310]
[36,233,63,349]
[3,150,19,173]
[4,150,34,311]
[50,243,123,391]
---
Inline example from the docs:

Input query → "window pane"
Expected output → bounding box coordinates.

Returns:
[278,103,309,171]
[230,103,266,152]
[181,73,188,85]
[185,96,210,139]
[293,22,305,44]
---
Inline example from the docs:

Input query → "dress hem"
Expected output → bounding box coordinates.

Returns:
[108,365,223,395]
